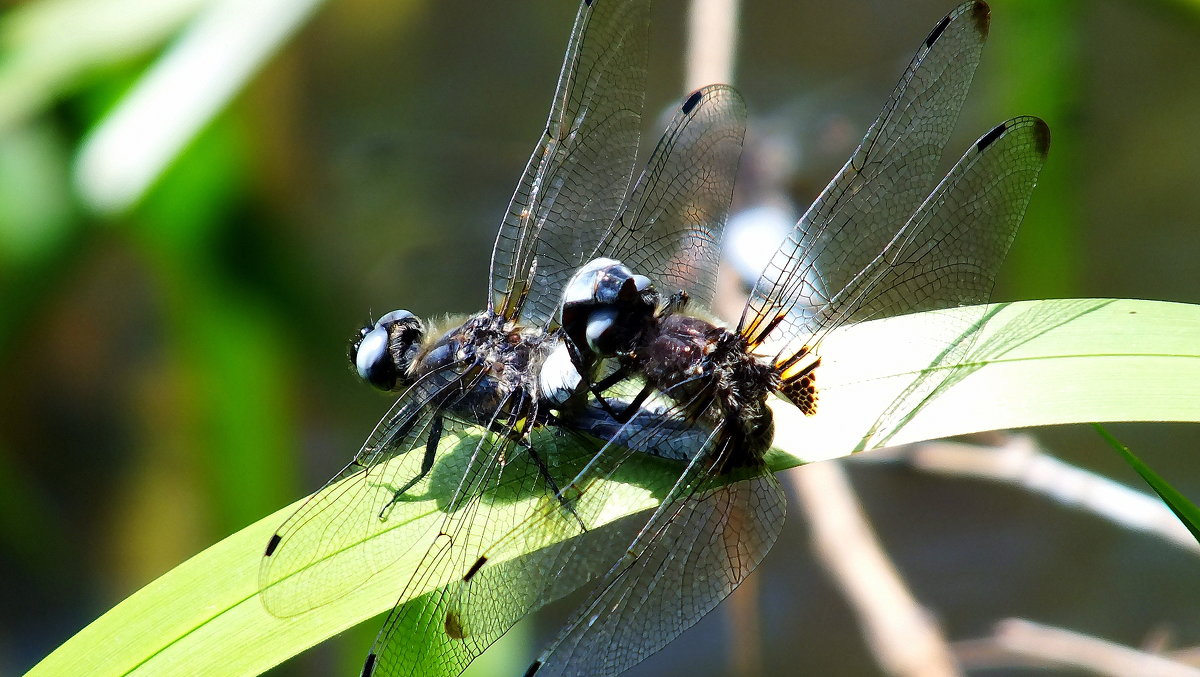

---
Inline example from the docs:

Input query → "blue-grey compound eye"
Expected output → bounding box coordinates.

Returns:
[562,257,622,307]
[585,306,619,355]
[349,309,421,391]
[375,309,417,327]
[354,325,391,387]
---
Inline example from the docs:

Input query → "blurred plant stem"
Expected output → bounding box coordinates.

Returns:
[0,0,210,132]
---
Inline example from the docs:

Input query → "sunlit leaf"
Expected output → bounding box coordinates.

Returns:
[28,298,1200,677]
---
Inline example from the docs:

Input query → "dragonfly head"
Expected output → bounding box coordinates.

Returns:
[560,258,659,358]
[350,309,425,391]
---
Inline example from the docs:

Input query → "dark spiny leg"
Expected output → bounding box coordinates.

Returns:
[378,412,443,519]
[519,436,587,532]
[592,363,632,392]
[564,335,634,421]
[588,364,638,422]
[660,289,689,316]
[611,383,653,424]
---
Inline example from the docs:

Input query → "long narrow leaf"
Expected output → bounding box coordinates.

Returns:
[1094,423,1200,545]
[29,298,1200,677]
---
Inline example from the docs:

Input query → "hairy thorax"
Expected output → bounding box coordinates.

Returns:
[635,314,780,460]
[415,311,553,420]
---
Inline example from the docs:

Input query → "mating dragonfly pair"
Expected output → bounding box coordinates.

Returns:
[260,1,1049,675]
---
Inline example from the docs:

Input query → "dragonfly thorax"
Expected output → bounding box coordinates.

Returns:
[636,314,780,459]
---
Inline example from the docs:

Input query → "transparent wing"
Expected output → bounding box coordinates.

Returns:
[752,115,1050,365]
[594,84,747,313]
[741,0,990,345]
[830,117,1051,331]
[847,116,1052,445]
[368,369,780,677]
[490,0,650,327]
[358,376,730,676]
[259,362,488,618]
[359,417,618,677]
[527,419,785,677]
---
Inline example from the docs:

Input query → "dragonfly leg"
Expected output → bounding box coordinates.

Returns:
[563,333,638,423]
[519,436,587,531]
[587,363,641,423]
[608,383,652,424]
[378,412,443,519]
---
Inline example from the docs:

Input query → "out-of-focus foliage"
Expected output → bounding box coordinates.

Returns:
[2,1,1200,676]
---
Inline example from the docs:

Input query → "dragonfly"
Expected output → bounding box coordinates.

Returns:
[371,2,1046,676]
[260,0,746,674]
[262,0,1050,675]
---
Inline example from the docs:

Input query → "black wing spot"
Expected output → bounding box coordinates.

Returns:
[925,13,951,46]
[681,89,703,114]
[586,0,594,5]
[264,533,281,557]
[971,1,992,38]
[464,555,488,582]
[445,610,466,640]
[362,653,377,677]
[976,121,1007,151]
[524,660,543,677]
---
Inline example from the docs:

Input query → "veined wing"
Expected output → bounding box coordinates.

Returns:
[532,471,784,677]
[754,114,1049,370]
[741,0,990,347]
[448,382,784,677]
[843,116,1051,445]
[491,0,650,327]
[356,84,749,677]
[594,84,747,313]
[358,401,613,677]
[260,360,493,618]
[823,116,1051,337]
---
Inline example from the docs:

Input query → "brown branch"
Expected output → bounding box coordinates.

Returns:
[791,461,962,677]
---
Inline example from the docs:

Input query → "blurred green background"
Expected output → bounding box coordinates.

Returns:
[2,0,1199,675]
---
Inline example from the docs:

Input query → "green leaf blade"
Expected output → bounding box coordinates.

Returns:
[1093,423,1200,545]
[31,298,1200,677]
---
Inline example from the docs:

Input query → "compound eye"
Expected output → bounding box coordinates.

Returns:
[353,325,394,389]
[584,307,620,356]
[562,258,621,309]
[376,309,416,327]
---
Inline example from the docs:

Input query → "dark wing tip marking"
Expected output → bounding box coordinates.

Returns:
[362,653,377,677]
[264,533,281,557]
[970,1,991,38]
[930,2,990,48]
[681,88,704,114]
[1030,116,1052,155]
[585,0,594,6]
[976,121,1008,151]
[524,661,543,677]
